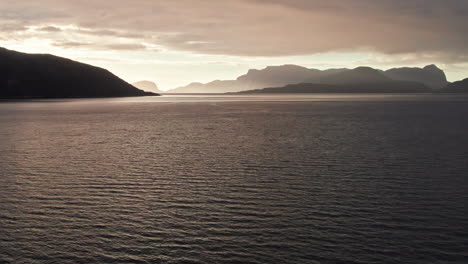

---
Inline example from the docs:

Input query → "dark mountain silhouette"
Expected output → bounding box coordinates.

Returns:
[168,65,309,93]
[169,65,347,93]
[169,64,447,93]
[0,47,158,99]
[384,65,448,89]
[236,65,345,88]
[439,78,468,93]
[133,81,162,93]
[172,80,238,93]
[306,66,391,85]
[235,66,434,94]
[237,81,431,94]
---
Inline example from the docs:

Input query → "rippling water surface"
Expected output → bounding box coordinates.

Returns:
[1,94,467,264]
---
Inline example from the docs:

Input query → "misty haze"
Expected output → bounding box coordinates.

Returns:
[1,1,468,264]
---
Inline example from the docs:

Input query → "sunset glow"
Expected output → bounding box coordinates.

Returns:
[2,0,468,90]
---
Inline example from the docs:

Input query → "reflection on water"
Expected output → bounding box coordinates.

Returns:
[1,94,467,263]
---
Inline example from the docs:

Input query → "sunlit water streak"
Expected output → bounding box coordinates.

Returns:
[1,94,467,264]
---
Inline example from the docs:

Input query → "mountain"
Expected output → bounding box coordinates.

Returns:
[169,65,348,93]
[169,64,446,93]
[171,80,238,93]
[439,78,468,93]
[235,66,435,94]
[236,81,431,94]
[0,47,158,99]
[384,64,448,89]
[236,65,334,89]
[307,66,391,85]
[133,81,162,93]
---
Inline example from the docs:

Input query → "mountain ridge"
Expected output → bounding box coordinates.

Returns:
[169,64,448,93]
[0,47,159,99]
[235,81,432,94]
[439,78,468,93]
[384,64,448,89]
[133,80,162,93]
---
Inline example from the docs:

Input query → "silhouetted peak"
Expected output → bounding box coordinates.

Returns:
[384,64,448,89]
[188,82,204,86]
[245,69,260,75]
[235,64,315,86]
[1,47,158,98]
[134,80,158,87]
[313,66,390,85]
[337,66,386,78]
[423,64,445,75]
[352,66,382,73]
[264,64,309,70]
[241,65,310,78]
[423,64,440,70]
[132,80,160,93]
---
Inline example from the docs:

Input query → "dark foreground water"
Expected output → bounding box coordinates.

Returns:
[0,94,467,264]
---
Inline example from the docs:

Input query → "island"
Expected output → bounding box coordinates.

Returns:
[132,81,162,94]
[235,81,432,94]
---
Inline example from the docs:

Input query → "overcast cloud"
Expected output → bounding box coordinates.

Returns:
[0,0,467,59]
[1,0,468,88]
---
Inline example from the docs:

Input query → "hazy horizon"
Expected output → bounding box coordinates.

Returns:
[1,0,468,90]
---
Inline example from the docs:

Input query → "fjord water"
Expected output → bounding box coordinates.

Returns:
[1,94,467,264]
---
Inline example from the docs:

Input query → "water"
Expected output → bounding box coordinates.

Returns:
[1,94,467,264]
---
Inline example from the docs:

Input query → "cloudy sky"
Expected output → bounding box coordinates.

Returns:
[1,0,468,90]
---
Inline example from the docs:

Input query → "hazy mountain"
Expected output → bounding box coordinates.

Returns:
[236,66,434,94]
[237,65,335,89]
[170,80,238,93]
[133,81,162,93]
[170,65,348,93]
[0,47,158,99]
[439,78,468,93]
[307,67,391,85]
[169,64,446,93]
[237,81,431,94]
[384,65,448,89]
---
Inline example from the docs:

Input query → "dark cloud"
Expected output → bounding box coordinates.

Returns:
[70,28,148,39]
[0,23,27,32]
[53,41,148,51]
[0,1,66,21]
[37,26,62,32]
[53,41,87,48]
[1,0,468,62]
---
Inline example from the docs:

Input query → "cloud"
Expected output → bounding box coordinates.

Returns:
[52,41,149,51]
[37,26,62,32]
[70,28,148,39]
[0,23,27,32]
[1,0,468,62]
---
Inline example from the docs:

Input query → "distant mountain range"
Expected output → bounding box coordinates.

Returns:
[0,47,159,99]
[132,81,162,93]
[169,64,449,93]
[2,47,466,97]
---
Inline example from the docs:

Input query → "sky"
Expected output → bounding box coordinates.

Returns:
[1,0,468,90]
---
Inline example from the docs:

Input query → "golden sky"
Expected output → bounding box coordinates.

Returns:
[1,0,468,90]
